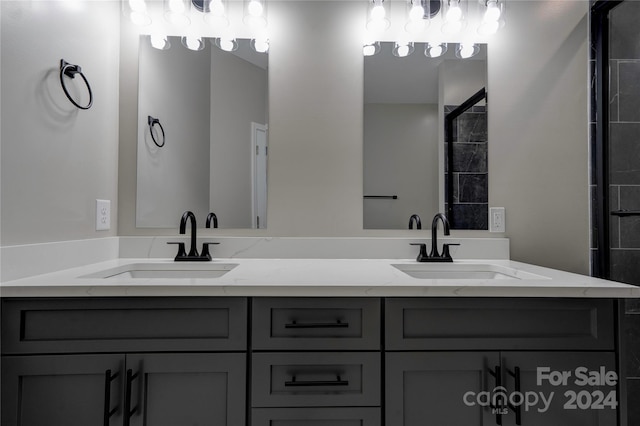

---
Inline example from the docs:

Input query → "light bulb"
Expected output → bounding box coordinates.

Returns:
[446,0,462,22]
[210,0,225,15]
[219,38,236,51]
[484,0,501,22]
[169,0,184,13]
[183,36,204,51]
[371,4,386,21]
[252,38,269,53]
[409,4,424,21]
[150,34,170,50]
[442,19,463,34]
[425,42,446,58]
[458,43,477,58]
[129,0,146,12]
[248,0,263,17]
[393,41,414,58]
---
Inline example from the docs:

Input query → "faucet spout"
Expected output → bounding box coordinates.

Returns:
[179,211,199,258]
[408,214,422,230]
[430,212,450,258]
[206,212,218,229]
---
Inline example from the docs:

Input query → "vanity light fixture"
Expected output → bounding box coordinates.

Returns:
[455,42,479,58]
[123,0,152,26]
[251,37,270,53]
[244,0,267,30]
[405,0,427,34]
[477,0,505,35]
[424,41,447,58]
[182,35,205,51]
[203,0,230,28]
[442,0,466,34]
[215,36,239,52]
[366,0,390,33]
[150,34,171,50]
[392,40,415,58]
[164,0,191,27]
[363,41,381,56]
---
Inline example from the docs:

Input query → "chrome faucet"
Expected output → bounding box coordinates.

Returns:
[410,213,459,262]
[168,211,215,261]
[408,214,422,229]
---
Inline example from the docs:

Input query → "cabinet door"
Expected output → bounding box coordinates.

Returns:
[125,353,245,426]
[252,407,381,426]
[386,352,500,426]
[502,352,617,426]
[1,354,124,426]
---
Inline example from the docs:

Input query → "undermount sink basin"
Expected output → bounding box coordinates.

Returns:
[81,263,238,279]
[391,263,549,280]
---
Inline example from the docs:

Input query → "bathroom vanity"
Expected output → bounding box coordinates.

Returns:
[1,255,637,426]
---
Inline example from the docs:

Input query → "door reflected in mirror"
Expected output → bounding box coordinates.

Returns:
[363,42,487,230]
[136,36,268,229]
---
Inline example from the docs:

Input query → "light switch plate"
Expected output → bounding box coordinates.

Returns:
[489,207,505,233]
[96,199,111,231]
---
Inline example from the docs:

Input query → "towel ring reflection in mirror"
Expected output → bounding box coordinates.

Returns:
[59,59,93,110]
[148,115,166,147]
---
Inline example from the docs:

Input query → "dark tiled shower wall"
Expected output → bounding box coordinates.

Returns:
[444,105,488,229]
[591,2,640,425]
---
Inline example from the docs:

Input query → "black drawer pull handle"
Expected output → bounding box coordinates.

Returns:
[284,320,349,329]
[488,365,503,426]
[123,369,139,426]
[284,375,349,387]
[103,369,118,426]
[508,367,522,425]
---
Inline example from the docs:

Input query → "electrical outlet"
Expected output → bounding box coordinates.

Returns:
[489,207,505,233]
[96,199,111,231]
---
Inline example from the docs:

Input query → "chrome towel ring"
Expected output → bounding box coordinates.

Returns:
[148,115,166,147]
[59,59,93,110]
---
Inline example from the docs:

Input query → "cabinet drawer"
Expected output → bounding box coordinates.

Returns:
[252,407,380,426]
[252,298,380,350]
[1,297,248,354]
[385,298,615,351]
[252,352,380,407]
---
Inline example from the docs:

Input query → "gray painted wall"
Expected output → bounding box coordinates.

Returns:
[363,103,439,229]
[136,37,211,228]
[1,1,591,275]
[1,1,120,245]
[210,47,267,229]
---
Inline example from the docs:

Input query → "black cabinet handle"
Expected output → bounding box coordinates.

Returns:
[284,320,349,329]
[284,375,349,387]
[488,365,503,426]
[103,369,118,426]
[123,369,139,426]
[508,367,522,425]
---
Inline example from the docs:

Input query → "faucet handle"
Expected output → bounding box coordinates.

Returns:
[410,243,429,262]
[167,242,187,260]
[441,243,460,261]
[200,242,220,261]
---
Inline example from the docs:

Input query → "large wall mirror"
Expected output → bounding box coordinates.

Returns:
[136,36,268,229]
[363,41,487,230]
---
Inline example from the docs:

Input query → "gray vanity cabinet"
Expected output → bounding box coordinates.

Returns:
[385,298,618,426]
[386,352,500,425]
[0,298,248,426]
[1,354,124,426]
[250,298,382,426]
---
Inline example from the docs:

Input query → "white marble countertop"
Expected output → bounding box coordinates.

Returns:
[1,257,639,298]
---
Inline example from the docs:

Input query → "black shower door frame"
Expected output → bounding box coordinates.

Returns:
[591,0,624,279]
